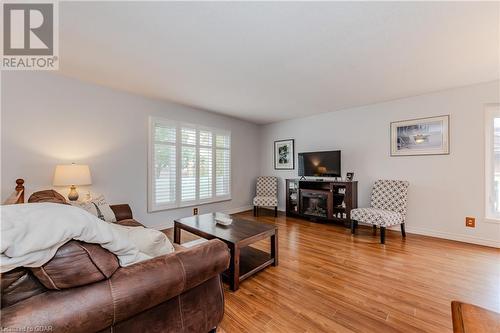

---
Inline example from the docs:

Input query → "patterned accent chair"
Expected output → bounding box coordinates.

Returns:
[253,176,278,217]
[350,179,409,244]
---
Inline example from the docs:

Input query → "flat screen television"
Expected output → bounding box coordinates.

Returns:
[298,150,341,177]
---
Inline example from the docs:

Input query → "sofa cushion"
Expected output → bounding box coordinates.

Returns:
[30,241,119,290]
[1,268,47,308]
[28,190,68,204]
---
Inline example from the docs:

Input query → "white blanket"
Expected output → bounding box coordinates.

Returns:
[1,203,174,273]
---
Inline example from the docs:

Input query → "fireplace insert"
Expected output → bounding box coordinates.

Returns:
[300,191,329,218]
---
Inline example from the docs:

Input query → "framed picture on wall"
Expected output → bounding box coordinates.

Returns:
[274,139,295,170]
[390,115,450,156]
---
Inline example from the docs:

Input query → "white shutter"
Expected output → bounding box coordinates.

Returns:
[215,133,231,197]
[181,127,197,202]
[199,147,212,199]
[181,127,196,145]
[216,134,230,149]
[199,130,213,200]
[199,130,212,146]
[151,121,176,208]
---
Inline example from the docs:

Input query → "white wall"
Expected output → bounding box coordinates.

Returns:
[1,72,261,228]
[260,81,500,247]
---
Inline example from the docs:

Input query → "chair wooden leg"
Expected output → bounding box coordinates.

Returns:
[380,227,386,244]
[401,223,406,238]
[351,220,357,234]
[274,206,278,217]
[253,206,257,216]
[372,225,377,235]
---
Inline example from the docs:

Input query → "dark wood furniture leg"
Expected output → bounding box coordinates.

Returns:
[380,227,386,244]
[229,245,240,291]
[373,225,377,235]
[351,220,357,234]
[253,206,257,216]
[274,206,278,217]
[174,224,181,244]
[271,230,278,266]
[401,223,406,238]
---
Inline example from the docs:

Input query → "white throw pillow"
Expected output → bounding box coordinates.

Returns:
[71,194,117,223]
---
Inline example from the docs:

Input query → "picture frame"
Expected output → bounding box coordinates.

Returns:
[346,172,354,181]
[274,139,295,170]
[390,115,450,156]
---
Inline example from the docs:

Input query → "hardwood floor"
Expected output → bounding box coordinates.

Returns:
[168,210,500,333]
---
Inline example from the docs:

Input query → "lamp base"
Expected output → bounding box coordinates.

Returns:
[68,185,79,201]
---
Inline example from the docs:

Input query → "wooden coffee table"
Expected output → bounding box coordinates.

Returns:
[174,213,278,291]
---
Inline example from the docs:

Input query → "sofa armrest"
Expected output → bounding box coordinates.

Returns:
[0,239,230,333]
[110,204,133,221]
[109,239,230,323]
[174,239,230,291]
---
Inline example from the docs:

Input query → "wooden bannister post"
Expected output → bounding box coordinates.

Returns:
[3,178,25,205]
[15,178,25,204]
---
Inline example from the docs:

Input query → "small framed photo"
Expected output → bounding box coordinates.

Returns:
[391,115,450,156]
[346,172,354,181]
[274,139,295,170]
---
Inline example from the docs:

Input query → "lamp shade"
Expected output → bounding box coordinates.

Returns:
[53,164,92,186]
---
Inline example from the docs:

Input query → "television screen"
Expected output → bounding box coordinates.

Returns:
[298,151,341,177]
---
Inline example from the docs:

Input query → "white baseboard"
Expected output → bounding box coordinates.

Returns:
[405,226,500,248]
[323,221,499,248]
[222,205,253,215]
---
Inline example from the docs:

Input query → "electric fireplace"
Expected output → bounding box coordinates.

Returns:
[300,190,329,218]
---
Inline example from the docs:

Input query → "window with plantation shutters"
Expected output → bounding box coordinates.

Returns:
[149,118,231,212]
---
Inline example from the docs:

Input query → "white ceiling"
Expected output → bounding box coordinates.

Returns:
[59,1,499,124]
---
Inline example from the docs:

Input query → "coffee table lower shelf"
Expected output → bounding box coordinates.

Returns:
[222,246,274,284]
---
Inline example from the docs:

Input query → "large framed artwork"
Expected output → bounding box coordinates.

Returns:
[390,115,450,156]
[274,139,295,170]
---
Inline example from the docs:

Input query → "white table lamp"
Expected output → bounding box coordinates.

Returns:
[53,164,92,201]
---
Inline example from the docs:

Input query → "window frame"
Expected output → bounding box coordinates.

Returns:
[484,104,500,223]
[148,117,231,212]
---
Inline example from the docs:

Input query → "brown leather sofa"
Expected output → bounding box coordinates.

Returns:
[1,193,230,333]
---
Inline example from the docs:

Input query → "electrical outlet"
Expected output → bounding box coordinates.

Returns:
[193,208,198,215]
[465,217,475,228]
